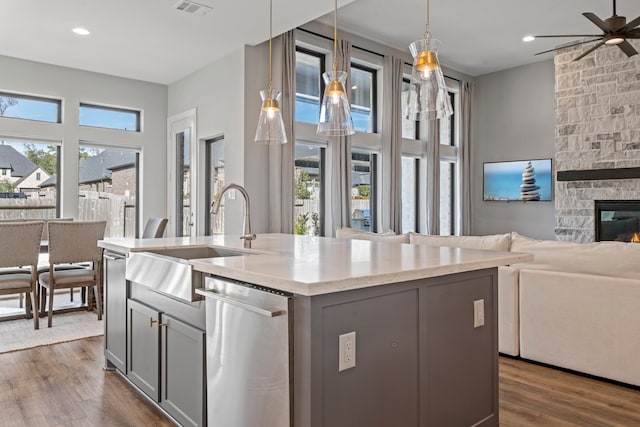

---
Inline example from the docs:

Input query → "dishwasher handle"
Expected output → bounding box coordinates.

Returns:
[195,288,287,318]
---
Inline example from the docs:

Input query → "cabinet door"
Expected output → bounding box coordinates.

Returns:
[127,299,161,401]
[160,313,206,427]
[104,252,127,372]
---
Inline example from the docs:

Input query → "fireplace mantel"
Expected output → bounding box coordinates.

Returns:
[557,167,640,182]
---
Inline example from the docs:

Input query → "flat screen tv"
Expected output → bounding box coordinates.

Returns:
[483,159,553,202]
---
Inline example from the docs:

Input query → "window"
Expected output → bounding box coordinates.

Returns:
[350,64,376,133]
[77,146,139,238]
[439,88,459,236]
[295,48,324,124]
[401,79,416,139]
[205,137,225,235]
[440,161,455,236]
[0,92,61,123]
[79,103,140,132]
[175,129,191,237]
[401,156,419,233]
[351,150,377,232]
[294,143,325,236]
[0,140,59,218]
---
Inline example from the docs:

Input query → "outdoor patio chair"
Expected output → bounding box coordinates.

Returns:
[38,221,106,328]
[0,221,44,329]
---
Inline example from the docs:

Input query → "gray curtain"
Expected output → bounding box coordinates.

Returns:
[381,56,403,233]
[268,30,295,233]
[460,81,474,235]
[328,39,352,235]
[426,119,440,235]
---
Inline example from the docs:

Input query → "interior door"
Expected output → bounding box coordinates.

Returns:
[168,109,197,237]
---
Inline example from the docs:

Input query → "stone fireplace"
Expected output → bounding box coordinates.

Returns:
[554,40,640,242]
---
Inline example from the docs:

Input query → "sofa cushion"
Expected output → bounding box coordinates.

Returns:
[409,232,511,252]
[510,232,640,280]
[335,227,409,243]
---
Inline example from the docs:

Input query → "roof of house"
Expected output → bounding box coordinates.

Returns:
[40,150,136,188]
[0,144,38,178]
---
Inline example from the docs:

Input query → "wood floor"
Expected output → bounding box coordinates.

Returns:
[1,337,639,426]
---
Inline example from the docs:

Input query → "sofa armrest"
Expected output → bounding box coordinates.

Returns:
[498,266,520,356]
[519,269,640,386]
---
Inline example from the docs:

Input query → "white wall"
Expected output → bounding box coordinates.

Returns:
[472,60,556,239]
[0,55,168,226]
[168,45,273,235]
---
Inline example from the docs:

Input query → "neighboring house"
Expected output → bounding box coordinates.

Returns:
[0,144,50,198]
[41,150,137,197]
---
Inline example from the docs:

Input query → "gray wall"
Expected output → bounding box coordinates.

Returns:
[0,55,168,225]
[472,60,556,239]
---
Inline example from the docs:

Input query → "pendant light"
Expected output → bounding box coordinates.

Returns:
[255,0,287,144]
[405,0,452,121]
[316,0,355,136]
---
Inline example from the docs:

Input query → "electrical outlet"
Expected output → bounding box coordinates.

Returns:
[474,299,485,328]
[338,331,356,371]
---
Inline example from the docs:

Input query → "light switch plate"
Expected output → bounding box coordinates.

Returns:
[338,331,356,371]
[474,299,485,328]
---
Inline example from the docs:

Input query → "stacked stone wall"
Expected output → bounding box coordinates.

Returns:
[554,40,640,242]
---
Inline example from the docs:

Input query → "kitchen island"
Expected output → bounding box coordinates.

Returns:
[99,233,532,427]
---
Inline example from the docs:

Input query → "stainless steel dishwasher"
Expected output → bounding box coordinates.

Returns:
[197,276,292,427]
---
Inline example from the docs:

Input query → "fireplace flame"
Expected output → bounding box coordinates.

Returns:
[632,233,640,243]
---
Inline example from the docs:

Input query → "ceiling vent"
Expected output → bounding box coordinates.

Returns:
[174,0,213,16]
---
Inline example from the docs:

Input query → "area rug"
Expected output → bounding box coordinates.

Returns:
[0,311,103,354]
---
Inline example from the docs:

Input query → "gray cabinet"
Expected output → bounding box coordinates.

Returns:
[126,298,206,427]
[160,314,206,427]
[104,251,127,372]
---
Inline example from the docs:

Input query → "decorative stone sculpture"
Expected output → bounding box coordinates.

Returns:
[520,161,540,201]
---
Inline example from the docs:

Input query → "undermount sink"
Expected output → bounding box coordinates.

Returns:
[125,246,246,302]
[144,246,246,260]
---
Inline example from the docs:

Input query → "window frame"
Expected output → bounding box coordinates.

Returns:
[350,62,378,134]
[79,102,141,132]
[0,91,62,124]
[294,45,326,126]
[294,140,326,236]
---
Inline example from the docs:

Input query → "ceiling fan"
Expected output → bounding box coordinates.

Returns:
[528,0,640,61]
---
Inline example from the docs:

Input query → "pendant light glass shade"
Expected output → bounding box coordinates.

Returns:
[255,90,287,144]
[405,38,452,120]
[316,0,355,137]
[254,0,287,144]
[317,70,355,136]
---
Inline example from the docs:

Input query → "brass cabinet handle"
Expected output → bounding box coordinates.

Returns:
[149,318,167,328]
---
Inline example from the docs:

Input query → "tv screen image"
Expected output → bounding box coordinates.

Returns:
[483,159,552,201]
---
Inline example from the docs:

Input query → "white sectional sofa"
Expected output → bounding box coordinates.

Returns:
[408,231,640,387]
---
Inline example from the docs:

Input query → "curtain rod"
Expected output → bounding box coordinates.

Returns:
[299,27,462,82]
[298,27,384,59]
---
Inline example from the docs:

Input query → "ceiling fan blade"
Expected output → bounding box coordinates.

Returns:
[583,12,612,32]
[617,40,639,57]
[622,15,640,32]
[573,40,607,61]
[530,34,604,38]
[534,38,602,56]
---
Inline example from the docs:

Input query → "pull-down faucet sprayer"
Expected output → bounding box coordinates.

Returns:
[210,183,256,248]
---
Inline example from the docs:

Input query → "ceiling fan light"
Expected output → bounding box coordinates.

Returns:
[605,36,625,45]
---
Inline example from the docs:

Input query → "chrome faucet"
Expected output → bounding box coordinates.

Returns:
[210,183,257,248]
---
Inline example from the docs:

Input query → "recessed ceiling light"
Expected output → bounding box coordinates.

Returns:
[72,28,90,36]
[522,35,535,42]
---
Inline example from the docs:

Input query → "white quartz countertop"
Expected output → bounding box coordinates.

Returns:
[99,233,532,296]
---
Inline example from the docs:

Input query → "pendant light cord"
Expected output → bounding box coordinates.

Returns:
[424,0,431,40]
[268,0,273,94]
[333,0,338,74]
